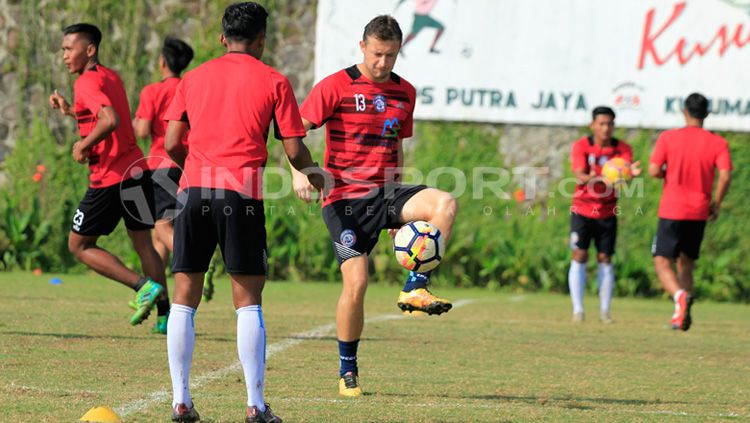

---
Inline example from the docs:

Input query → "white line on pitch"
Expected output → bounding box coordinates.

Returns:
[116,299,476,417]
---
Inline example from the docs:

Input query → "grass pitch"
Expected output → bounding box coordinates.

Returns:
[0,272,748,422]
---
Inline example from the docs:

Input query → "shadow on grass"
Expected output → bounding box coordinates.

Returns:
[375,391,691,407]
[0,330,147,341]
[284,335,394,342]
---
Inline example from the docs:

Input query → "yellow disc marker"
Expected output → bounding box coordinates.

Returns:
[79,406,122,423]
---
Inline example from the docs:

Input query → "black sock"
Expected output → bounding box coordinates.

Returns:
[157,299,170,316]
[133,277,148,292]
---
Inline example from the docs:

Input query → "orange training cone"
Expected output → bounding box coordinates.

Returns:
[79,406,121,422]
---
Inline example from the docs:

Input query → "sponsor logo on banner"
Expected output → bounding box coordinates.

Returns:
[639,1,750,69]
[613,82,644,110]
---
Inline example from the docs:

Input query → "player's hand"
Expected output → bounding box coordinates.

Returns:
[631,160,643,177]
[293,169,316,203]
[72,141,89,164]
[708,201,720,222]
[581,167,598,185]
[387,228,398,239]
[306,168,329,198]
[49,90,72,116]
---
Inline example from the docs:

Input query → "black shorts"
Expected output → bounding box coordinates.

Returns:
[652,218,706,260]
[151,167,182,221]
[172,188,267,275]
[570,212,617,256]
[323,184,427,264]
[71,173,156,236]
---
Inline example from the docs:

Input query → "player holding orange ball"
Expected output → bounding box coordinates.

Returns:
[568,106,641,324]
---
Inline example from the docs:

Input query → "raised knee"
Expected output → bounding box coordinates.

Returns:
[436,192,458,218]
[68,236,89,258]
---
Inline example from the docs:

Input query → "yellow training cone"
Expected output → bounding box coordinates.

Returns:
[79,406,122,423]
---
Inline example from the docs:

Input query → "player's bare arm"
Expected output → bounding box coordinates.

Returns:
[710,169,732,221]
[72,105,119,163]
[648,162,666,179]
[573,167,596,185]
[164,120,188,168]
[283,136,327,194]
[290,117,321,202]
[134,118,151,139]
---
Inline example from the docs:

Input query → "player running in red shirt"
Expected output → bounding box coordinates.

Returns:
[48,23,166,328]
[290,15,458,397]
[134,37,193,269]
[163,3,323,422]
[649,93,732,331]
[132,38,194,334]
[568,107,641,324]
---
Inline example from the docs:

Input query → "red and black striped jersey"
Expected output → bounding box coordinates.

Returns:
[300,65,416,206]
[571,136,633,218]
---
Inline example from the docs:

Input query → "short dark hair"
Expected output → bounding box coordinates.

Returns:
[363,15,403,43]
[222,2,268,44]
[592,106,616,121]
[63,23,102,51]
[162,37,194,75]
[684,92,709,119]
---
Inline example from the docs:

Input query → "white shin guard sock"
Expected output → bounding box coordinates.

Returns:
[568,260,587,314]
[168,304,196,408]
[597,262,614,313]
[237,305,266,411]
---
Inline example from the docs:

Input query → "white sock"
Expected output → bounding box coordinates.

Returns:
[237,305,266,411]
[597,263,614,314]
[168,304,196,408]
[568,260,586,314]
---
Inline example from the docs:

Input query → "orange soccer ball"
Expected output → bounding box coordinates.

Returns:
[601,157,633,184]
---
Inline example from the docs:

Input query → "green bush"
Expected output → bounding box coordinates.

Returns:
[258,123,750,303]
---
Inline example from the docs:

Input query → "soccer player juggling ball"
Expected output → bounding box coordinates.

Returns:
[290,15,458,397]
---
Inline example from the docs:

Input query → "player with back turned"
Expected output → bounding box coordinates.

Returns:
[163,3,324,422]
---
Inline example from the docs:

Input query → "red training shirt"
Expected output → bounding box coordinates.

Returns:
[300,65,416,207]
[74,64,144,188]
[164,52,306,199]
[135,77,183,170]
[650,126,732,220]
[570,136,633,219]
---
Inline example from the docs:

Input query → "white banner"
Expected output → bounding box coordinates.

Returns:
[315,0,750,131]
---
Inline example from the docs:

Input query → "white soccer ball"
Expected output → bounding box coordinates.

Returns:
[393,221,445,272]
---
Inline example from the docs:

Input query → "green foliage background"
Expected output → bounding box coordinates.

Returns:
[1,0,748,301]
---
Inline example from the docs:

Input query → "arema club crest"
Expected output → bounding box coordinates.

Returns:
[373,95,387,113]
